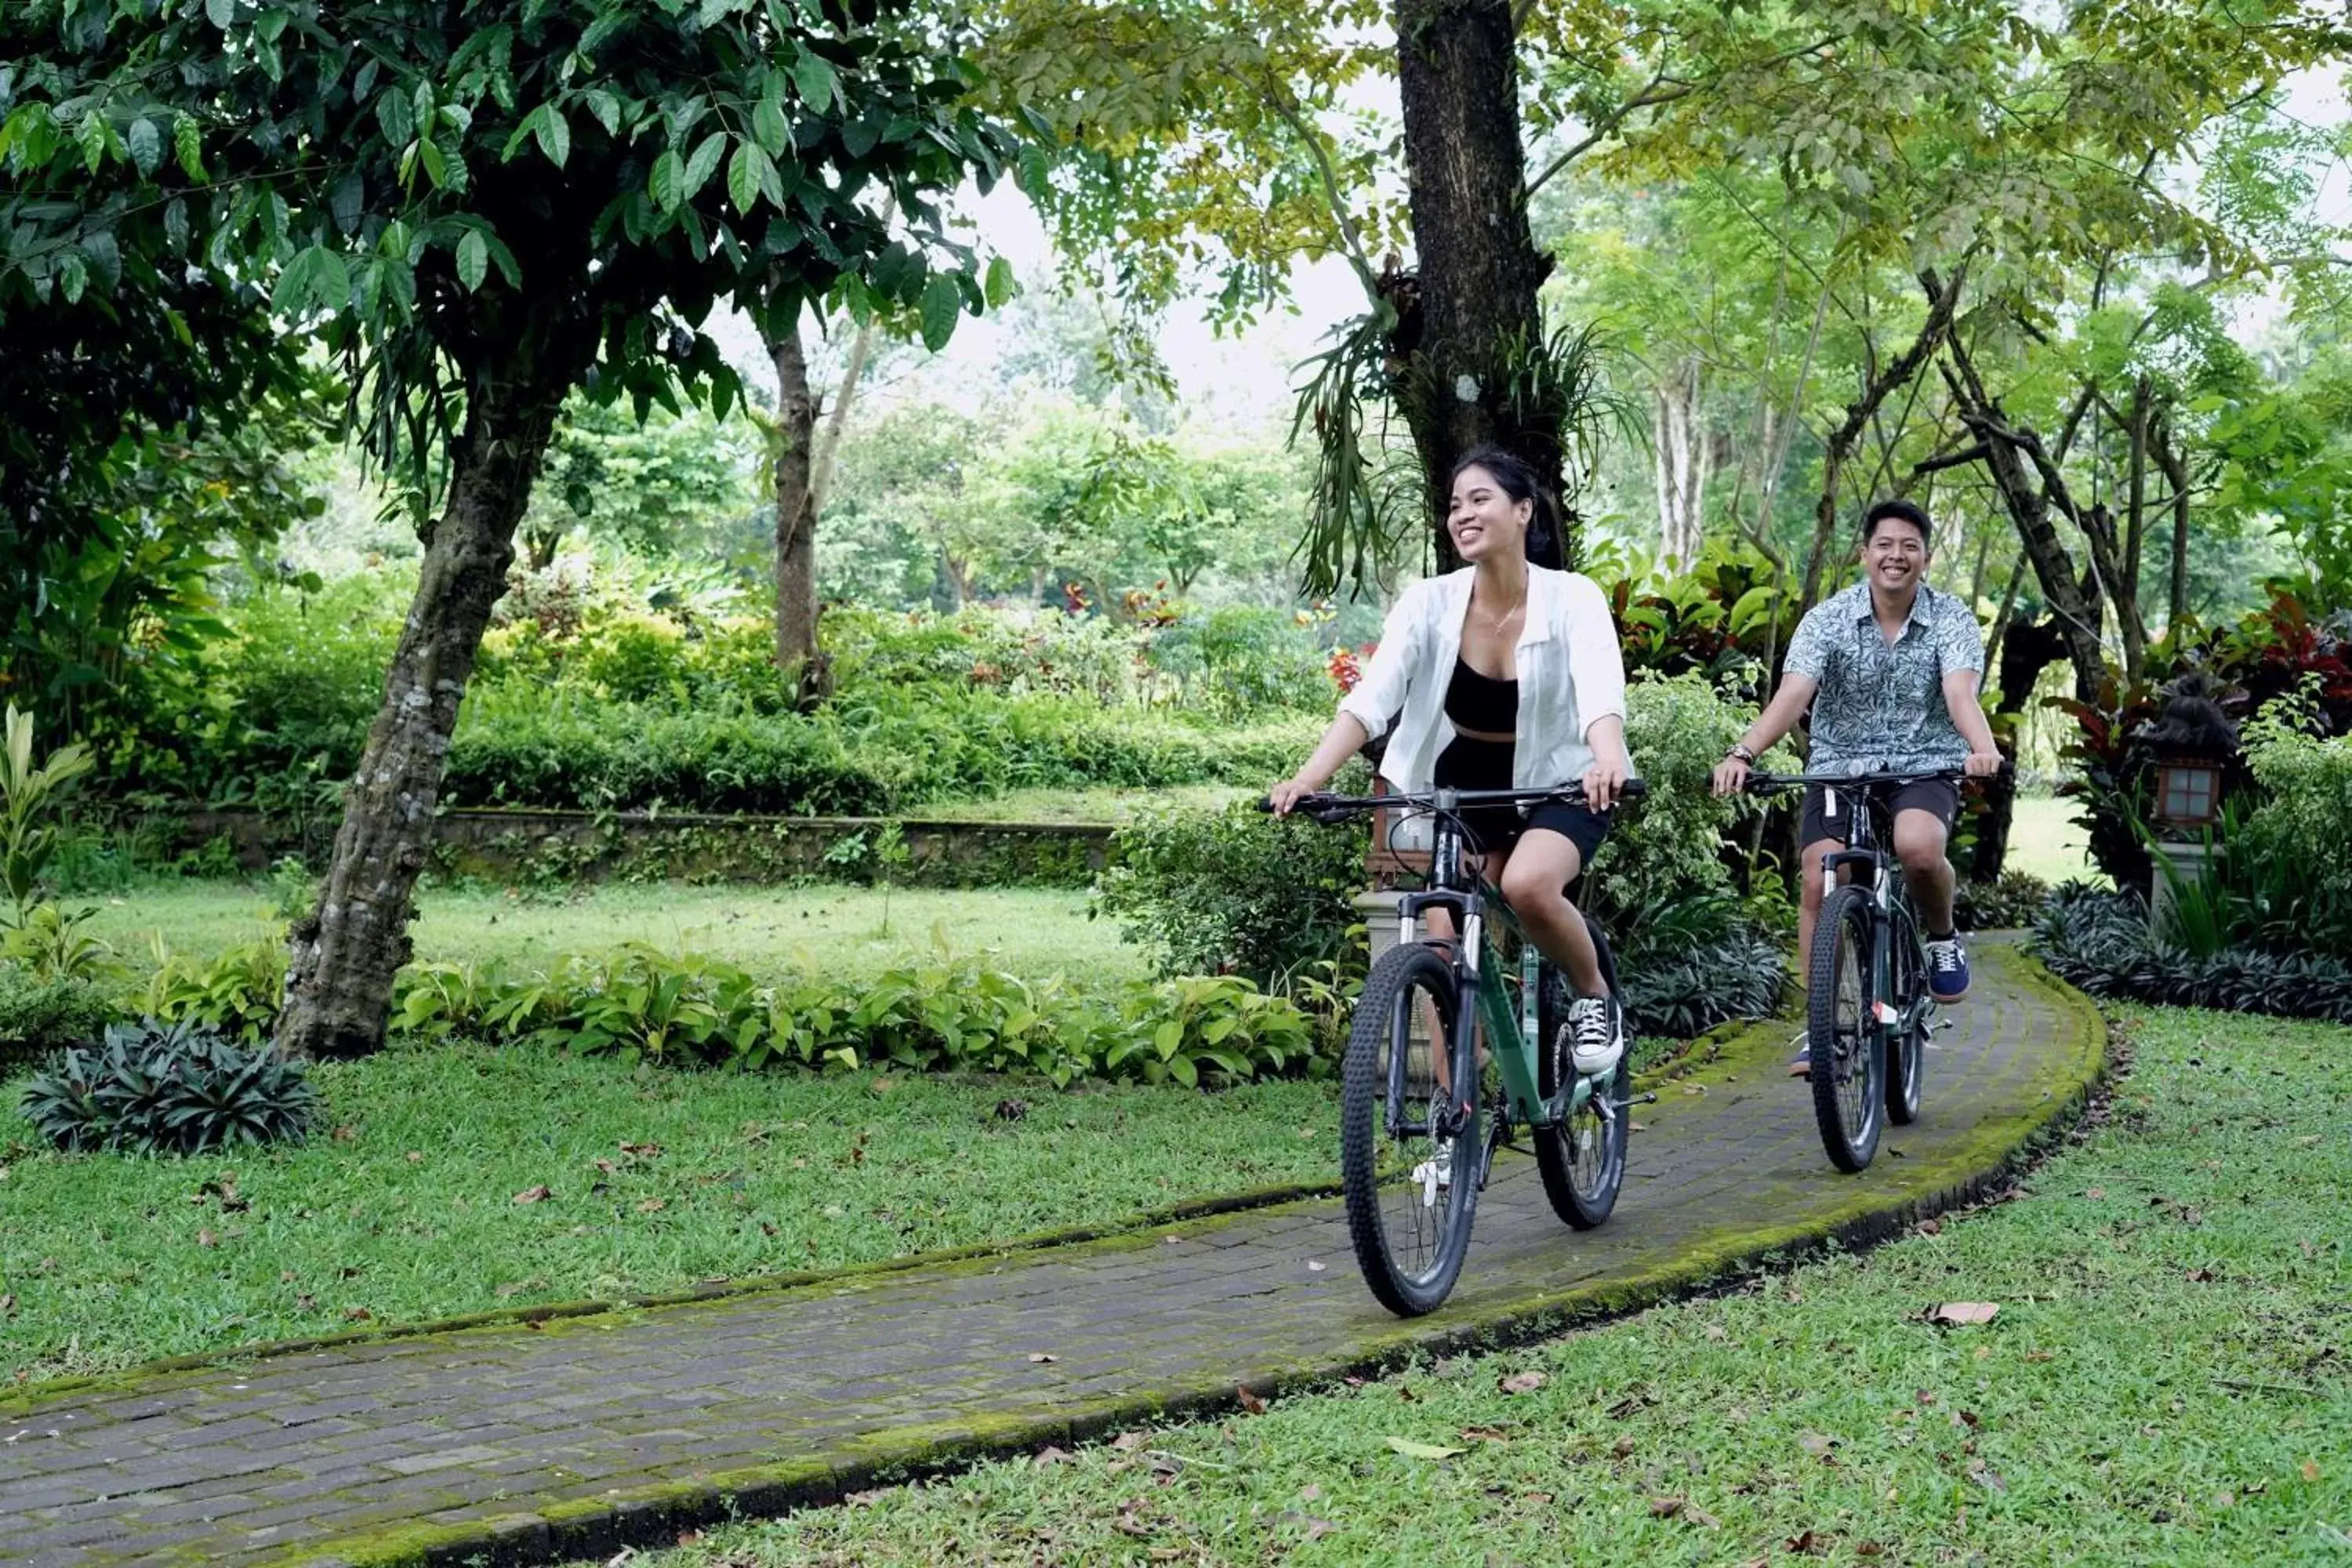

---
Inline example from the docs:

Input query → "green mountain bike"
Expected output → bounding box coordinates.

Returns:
[1280,782,1649,1316]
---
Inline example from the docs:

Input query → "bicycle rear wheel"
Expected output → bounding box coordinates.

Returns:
[1809,884,1883,1172]
[1534,918,1628,1229]
[1886,903,1926,1126]
[1341,942,1480,1316]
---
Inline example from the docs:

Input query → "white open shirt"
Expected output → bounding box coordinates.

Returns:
[1338,565,1629,792]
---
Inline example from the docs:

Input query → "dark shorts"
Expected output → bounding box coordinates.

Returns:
[1798,778,1959,848]
[1432,736,1613,870]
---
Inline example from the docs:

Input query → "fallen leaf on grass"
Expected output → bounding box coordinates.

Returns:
[1856,1542,1885,1558]
[673,1532,701,1548]
[2024,1350,2055,1363]
[1798,1432,1838,1459]
[0,1294,13,1319]
[1704,1324,1728,1341]
[1026,1352,1058,1364]
[1916,1218,1942,1236]
[1499,1370,1548,1395]
[1928,1301,1999,1327]
[511,1185,552,1205]
[1033,1446,1074,1465]
[332,1124,358,1142]
[2304,1461,2323,1483]
[1274,1510,1338,1541]
[1384,1436,1466,1460]
[494,1279,546,1299]
[636,1199,666,1214]
[1611,1436,1636,1458]
[405,1151,423,1163]
[198,1229,217,1248]
[1970,1463,2008,1494]
[343,1306,371,1322]
[2084,1186,2106,1199]
[1461,1425,1513,1443]
[2187,1266,2216,1282]
[1785,1529,1824,1555]
[1236,1385,1269,1415]
[844,1490,887,1507]
[619,1142,664,1159]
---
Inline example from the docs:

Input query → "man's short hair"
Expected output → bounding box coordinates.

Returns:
[1861,498,1931,549]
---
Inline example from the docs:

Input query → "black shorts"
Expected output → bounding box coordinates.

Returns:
[1432,735,1613,869]
[1798,778,1959,848]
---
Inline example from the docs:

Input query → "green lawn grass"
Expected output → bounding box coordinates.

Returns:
[912,784,1250,824]
[78,881,1145,985]
[2004,793,2098,887]
[0,1047,1339,1385]
[633,1003,2352,1567]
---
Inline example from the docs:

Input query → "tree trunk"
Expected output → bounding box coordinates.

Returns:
[1942,344,2107,702]
[2154,412,2192,629]
[769,322,820,672]
[1391,0,1559,566]
[274,365,572,1058]
[1966,613,2067,883]
[1797,268,1966,610]
[1652,354,1707,563]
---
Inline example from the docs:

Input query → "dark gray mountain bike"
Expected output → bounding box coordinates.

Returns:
[1275,782,1648,1316]
[1743,767,1969,1172]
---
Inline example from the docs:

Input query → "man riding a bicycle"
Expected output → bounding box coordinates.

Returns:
[1711,498,2002,1010]
[1269,447,1635,1078]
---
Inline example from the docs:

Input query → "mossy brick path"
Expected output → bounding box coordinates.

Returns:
[0,945,2101,1567]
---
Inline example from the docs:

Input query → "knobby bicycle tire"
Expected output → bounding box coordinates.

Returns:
[1809,884,1883,1172]
[1341,942,1481,1316]
[1534,917,1629,1229]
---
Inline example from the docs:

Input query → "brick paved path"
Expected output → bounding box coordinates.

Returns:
[0,948,2100,1566]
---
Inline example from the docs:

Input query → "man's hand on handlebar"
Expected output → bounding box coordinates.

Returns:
[1710,754,1751,798]
[1964,750,2005,779]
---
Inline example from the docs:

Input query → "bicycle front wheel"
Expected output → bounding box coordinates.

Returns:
[1341,942,1480,1316]
[1809,884,1884,1172]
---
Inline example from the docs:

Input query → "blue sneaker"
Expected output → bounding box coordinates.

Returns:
[1926,936,1969,1003]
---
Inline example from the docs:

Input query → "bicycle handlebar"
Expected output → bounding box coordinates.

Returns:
[1261,779,1647,825]
[1740,760,2010,794]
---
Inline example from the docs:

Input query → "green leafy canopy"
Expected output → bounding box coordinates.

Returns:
[1,0,1018,495]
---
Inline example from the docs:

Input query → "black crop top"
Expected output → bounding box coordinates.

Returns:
[1444,655,1518,734]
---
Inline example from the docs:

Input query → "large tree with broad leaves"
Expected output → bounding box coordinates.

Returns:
[2,0,1010,1057]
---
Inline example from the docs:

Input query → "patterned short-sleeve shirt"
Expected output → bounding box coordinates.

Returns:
[1783,580,1984,773]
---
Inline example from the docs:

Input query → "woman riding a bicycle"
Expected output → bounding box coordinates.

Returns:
[1269,447,1635,1078]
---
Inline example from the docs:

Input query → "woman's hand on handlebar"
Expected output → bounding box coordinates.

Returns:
[1582,757,1630,812]
[1711,754,1751,797]
[1266,776,1319,816]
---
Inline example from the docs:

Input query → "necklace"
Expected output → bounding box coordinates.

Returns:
[1472,594,1525,633]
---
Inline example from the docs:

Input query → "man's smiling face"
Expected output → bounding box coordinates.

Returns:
[1863,514,1928,596]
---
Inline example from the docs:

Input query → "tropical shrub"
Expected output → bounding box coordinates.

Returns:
[0,967,114,1063]
[2031,882,2352,1025]
[143,941,289,1046]
[16,1018,321,1155]
[390,948,1322,1089]
[1094,775,1371,990]
[1955,869,2055,931]
[1619,927,1785,1041]
[2234,684,2352,956]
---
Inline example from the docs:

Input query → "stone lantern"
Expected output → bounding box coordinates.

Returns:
[2141,671,2238,920]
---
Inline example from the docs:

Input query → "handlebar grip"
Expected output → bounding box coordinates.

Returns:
[1614,779,1647,801]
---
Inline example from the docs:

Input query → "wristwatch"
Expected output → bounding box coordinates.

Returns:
[1725,742,1758,764]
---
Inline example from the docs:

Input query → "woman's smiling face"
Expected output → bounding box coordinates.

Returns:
[1447,465,1530,563]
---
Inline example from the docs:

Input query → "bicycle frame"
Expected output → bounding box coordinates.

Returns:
[1386,786,1596,1140]
[1802,774,1942,1043]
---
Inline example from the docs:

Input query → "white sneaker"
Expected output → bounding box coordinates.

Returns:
[1566,995,1625,1077]
[1411,1138,1454,1207]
